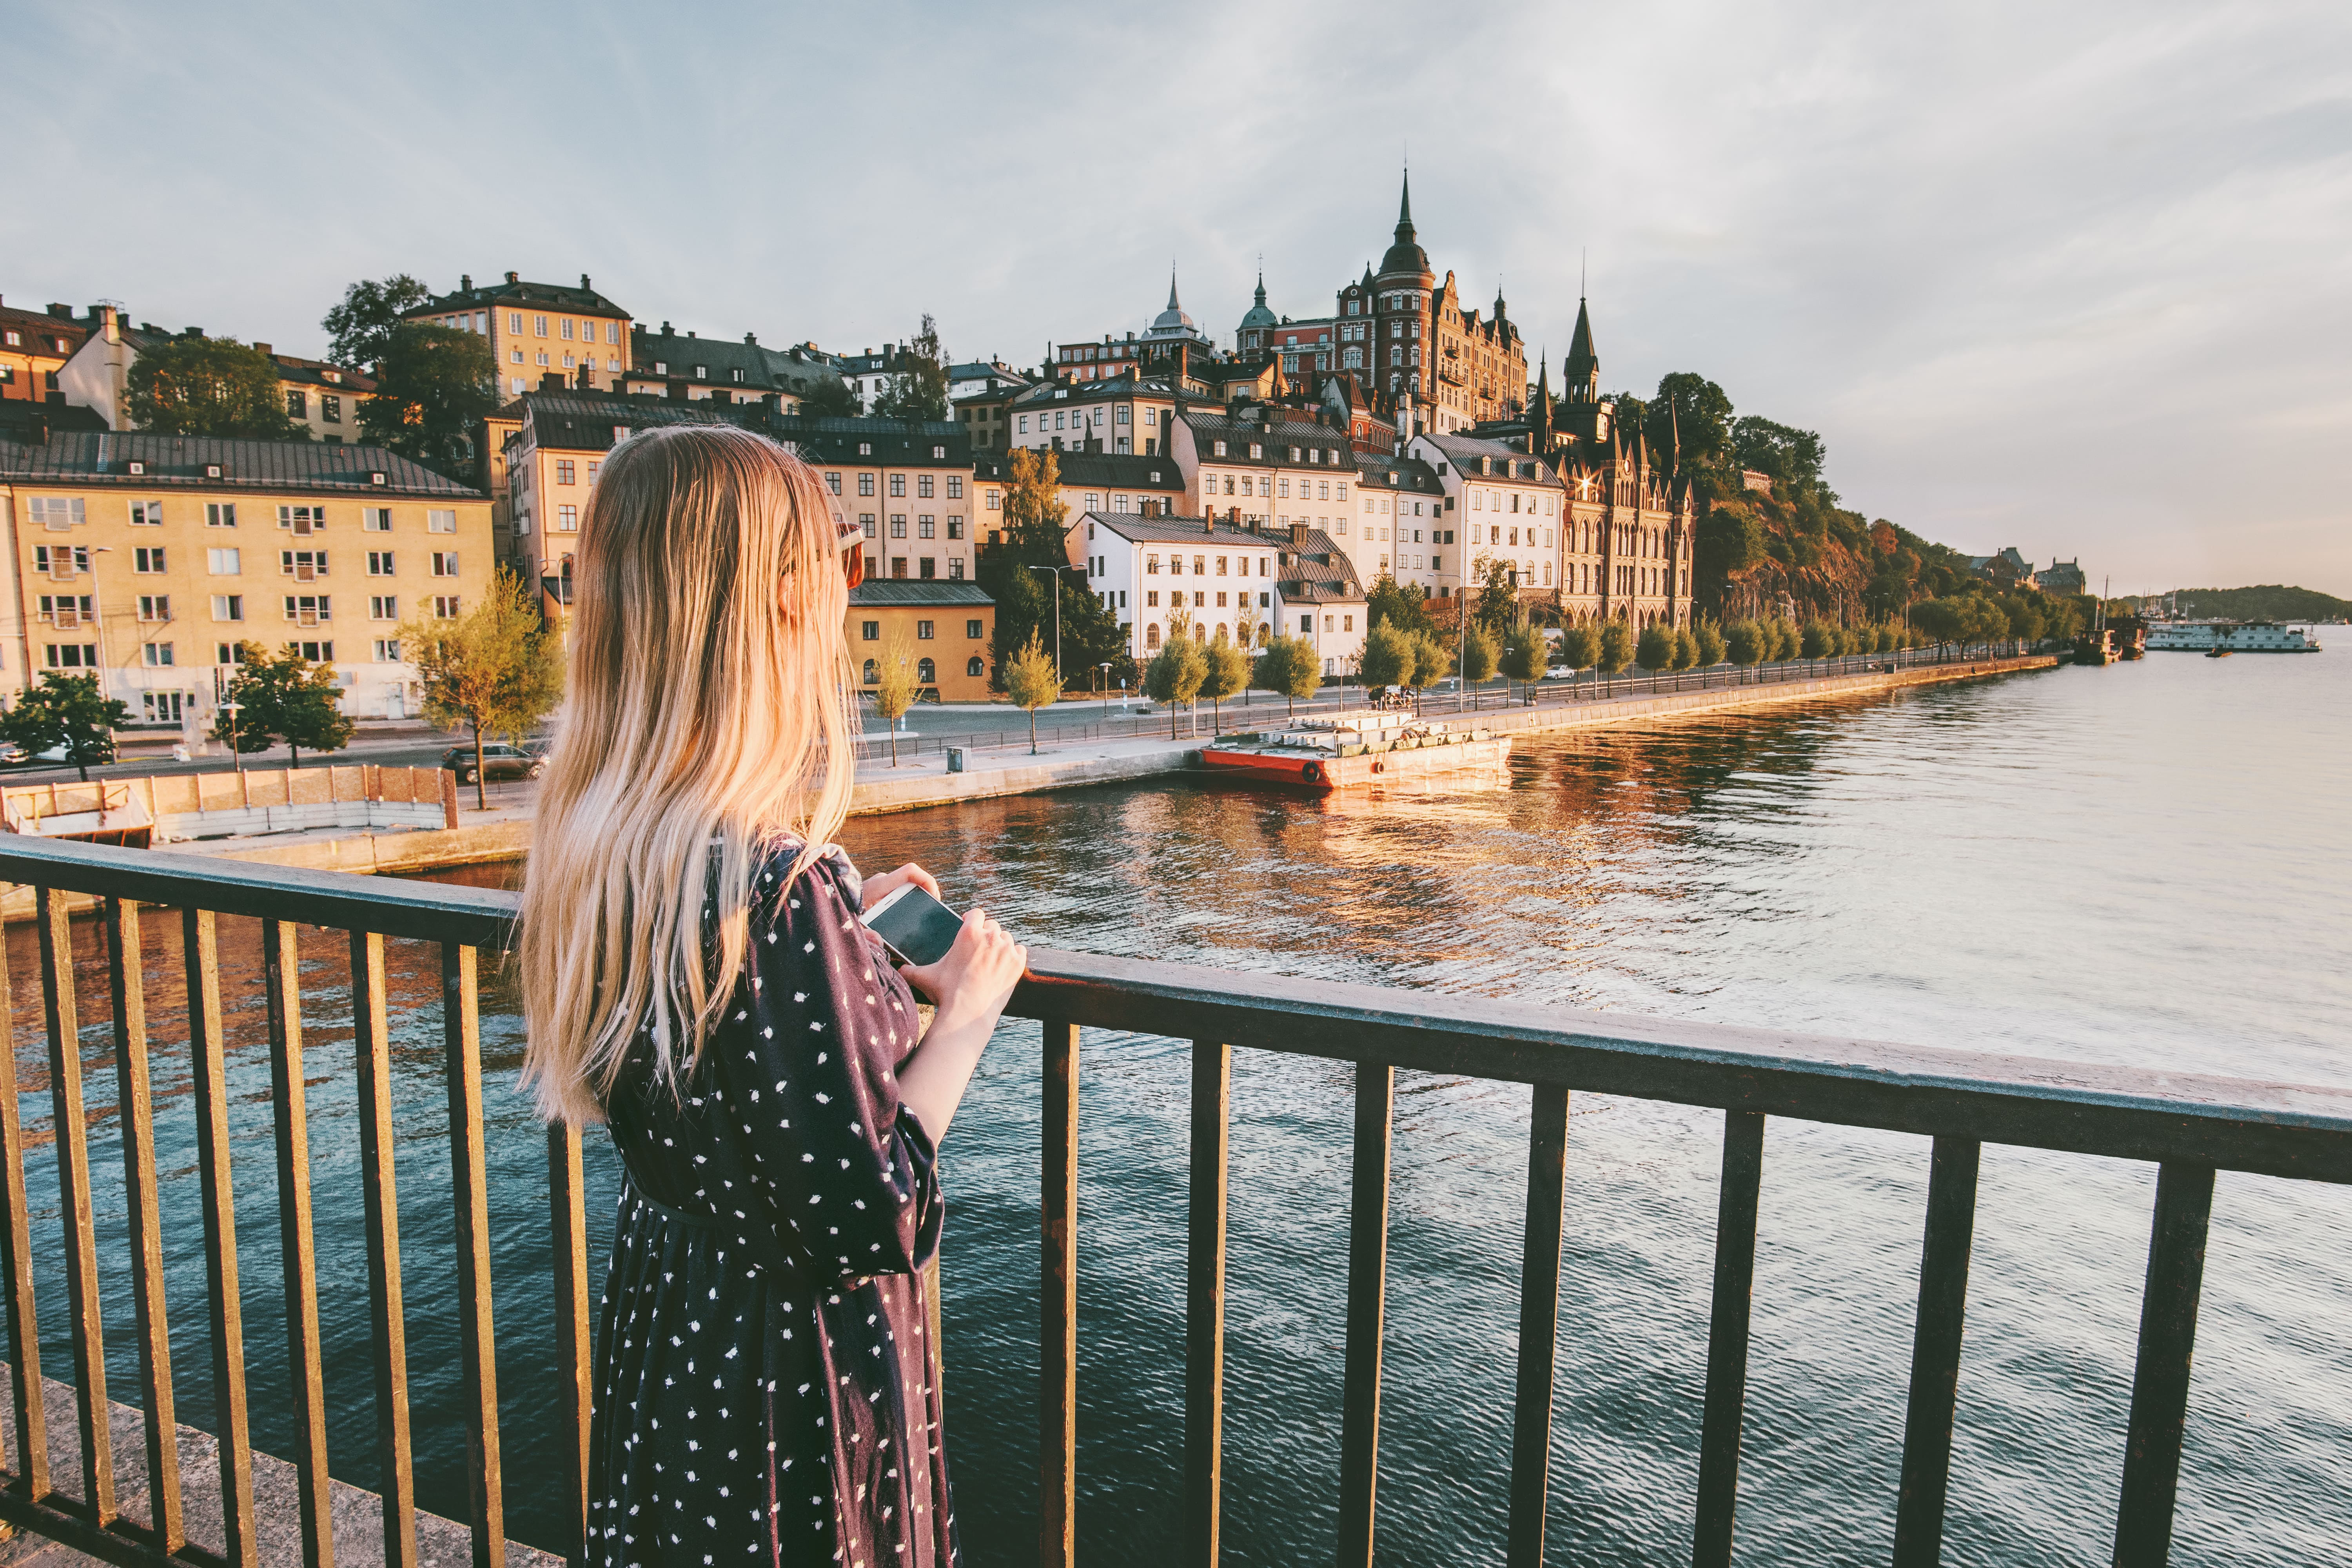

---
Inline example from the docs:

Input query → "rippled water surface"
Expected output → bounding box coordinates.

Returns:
[13,651,2350,1564]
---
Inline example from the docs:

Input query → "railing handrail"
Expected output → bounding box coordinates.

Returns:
[4,837,2343,1184]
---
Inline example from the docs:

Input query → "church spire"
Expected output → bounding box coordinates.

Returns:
[1530,352,1553,453]
[1397,167,1414,234]
[1564,295,1599,403]
[1167,266,1182,313]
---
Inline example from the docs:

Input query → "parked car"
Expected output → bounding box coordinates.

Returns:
[441,742,545,785]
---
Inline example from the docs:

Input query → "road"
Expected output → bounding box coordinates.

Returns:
[1,727,501,786]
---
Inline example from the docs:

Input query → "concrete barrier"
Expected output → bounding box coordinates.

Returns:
[1,765,459,843]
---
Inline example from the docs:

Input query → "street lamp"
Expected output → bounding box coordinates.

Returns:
[1097,661,1111,716]
[1024,564,1062,693]
[218,700,245,779]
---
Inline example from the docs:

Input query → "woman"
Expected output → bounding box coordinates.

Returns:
[519,424,1025,1566]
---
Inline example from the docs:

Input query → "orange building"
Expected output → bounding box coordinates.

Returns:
[0,299,84,406]
[848,582,995,703]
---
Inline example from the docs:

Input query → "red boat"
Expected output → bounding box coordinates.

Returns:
[1198,711,1512,791]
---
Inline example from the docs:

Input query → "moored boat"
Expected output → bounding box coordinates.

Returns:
[1199,710,1512,790]
[2147,619,2323,653]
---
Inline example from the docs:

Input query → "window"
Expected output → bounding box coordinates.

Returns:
[889,475,906,497]
[985,490,1001,510]
[373,638,403,661]
[30,497,85,530]
[44,645,98,669]
[286,390,307,419]
[321,395,341,424]
[428,510,456,534]
[1146,591,1160,607]
[946,516,964,540]
[914,620,936,641]
[433,596,461,619]
[207,547,240,574]
[370,595,398,619]
[212,595,244,622]
[143,691,184,724]
[138,594,169,621]
[862,659,879,685]
[206,502,237,528]
[142,642,174,667]
[946,477,963,499]
[861,621,880,642]
[889,517,907,539]
[918,475,934,499]
[918,516,935,539]
[283,594,331,622]
[556,459,576,485]
[556,505,578,531]
[367,551,394,575]
[129,501,164,527]
[289,641,333,662]
[363,507,391,531]
[965,618,984,639]
[858,474,876,496]
[946,559,965,580]
[279,504,323,534]
[134,546,165,573]
[826,473,842,495]
[280,549,327,578]
[860,514,877,537]
[534,315,548,337]
[916,658,936,683]
[431,552,459,576]
[966,656,985,677]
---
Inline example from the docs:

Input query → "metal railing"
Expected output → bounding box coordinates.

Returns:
[0,836,2341,1568]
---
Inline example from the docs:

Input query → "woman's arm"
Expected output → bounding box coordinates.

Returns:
[894,908,1025,1142]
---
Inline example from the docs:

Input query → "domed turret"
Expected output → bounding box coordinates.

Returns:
[1147,269,1196,337]
[1239,266,1277,332]
[1376,171,1433,286]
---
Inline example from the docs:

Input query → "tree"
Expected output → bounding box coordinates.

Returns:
[1408,634,1453,698]
[1650,372,1734,467]
[222,644,355,769]
[1772,619,1802,662]
[1199,638,1250,730]
[1499,624,1548,704]
[868,629,920,766]
[1002,630,1060,755]
[1359,622,1412,691]
[1558,622,1601,672]
[1725,620,1764,668]
[1800,621,1835,662]
[798,375,858,419]
[1672,627,1700,671]
[1596,620,1635,675]
[1474,558,1520,632]
[1459,622,1500,708]
[396,568,564,809]
[1,673,126,782]
[1142,626,1207,738]
[1636,624,1677,672]
[1254,634,1322,717]
[321,275,435,371]
[1695,619,1728,667]
[127,336,310,441]
[980,447,1073,688]
[1365,573,1432,638]
[359,323,497,476]
[1732,416,1827,490]
[872,314,950,422]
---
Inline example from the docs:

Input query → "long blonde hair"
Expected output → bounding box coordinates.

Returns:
[518,423,858,1124]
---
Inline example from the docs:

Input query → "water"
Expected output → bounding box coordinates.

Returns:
[11,650,2350,1564]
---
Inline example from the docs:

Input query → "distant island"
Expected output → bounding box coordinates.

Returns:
[2135,584,2352,621]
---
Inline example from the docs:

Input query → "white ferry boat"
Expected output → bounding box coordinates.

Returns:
[2144,620,2323,653]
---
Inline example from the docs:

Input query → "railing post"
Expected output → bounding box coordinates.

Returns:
[1337,1061,1394,1568]
[2112,1162,2215,1568]
[1183,1041,1230,1568]
[350,929,417,1568]
[442,942,506,1568]
[1893,1136,1980,1566]
[1506,1084,1572,1568]
[103,897,181,1550]
[183,907,258,1568]
[1692,1110,1765,1568]
[1040,1016,1080,1568]
[263,918,334,1568]
[37,886,115,1523]
[0,895,48,1499]
[549,1122,592,1568]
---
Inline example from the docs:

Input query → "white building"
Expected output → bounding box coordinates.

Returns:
[1405,431,1566,603]
[1071,512,1367,678]
[1341,448,1449,593]
[1170,405,1360,537]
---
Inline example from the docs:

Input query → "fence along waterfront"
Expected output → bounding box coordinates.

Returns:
[0,836,2345,1568]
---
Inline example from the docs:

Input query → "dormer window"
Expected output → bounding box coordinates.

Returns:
[653,361,668,374]
[933,445,946,459]
[205,463,223,479]
[1213,440,1227,457]
[127,461,146,476]
[370,472,387,486]
[1249,444,1263,460]
[858,442,872,456]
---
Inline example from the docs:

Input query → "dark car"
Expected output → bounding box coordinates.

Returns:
[442,742,545,784]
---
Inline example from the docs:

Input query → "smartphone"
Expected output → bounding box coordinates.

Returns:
[860,884,965,967]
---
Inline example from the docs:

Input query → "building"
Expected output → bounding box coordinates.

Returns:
[1342,447,1448,590]
[52,307,377,444]
[0,299,86,406]
[1405,432,1566,601]
[2035,558,2086,595]
[256,347,374,444]
[972,450,1185,540]
[1964,547,2034,589]
[1000,374,1185,456]
[949,359,1032,404]
[848,581,995,703]
[1274,524,1371,677]
[0,427,491,723]
[837,345,920,414]
[403,272,633,398]
[619,324,847,413]
[781,418,976,584]
[1070,512,1283,659]
[1169,404,1361,537]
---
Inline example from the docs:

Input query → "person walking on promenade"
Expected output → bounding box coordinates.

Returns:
[517,424,1025,1566]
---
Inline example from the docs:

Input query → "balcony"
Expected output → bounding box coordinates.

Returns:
[0,837,2343,1568]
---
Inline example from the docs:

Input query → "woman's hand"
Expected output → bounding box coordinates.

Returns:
[860,862,940,912]
[898,908,1026,1027]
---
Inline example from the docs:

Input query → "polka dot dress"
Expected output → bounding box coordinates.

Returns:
[588,844,958,1567]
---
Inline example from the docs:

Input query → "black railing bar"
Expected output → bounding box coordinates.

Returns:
[1503,1084,1571,1568]
[441,944,506,1568]
[2112,1162,2216,1567]
[0,840,512,948]
[0,915,50,1499]
[1691,1110,1766,1567]
[102,898,183,1550]
[1181,1040,1230,1568]
[1335,1060,1394,1568]
[1892,1136,1981,1566]
[1010,952,2352,1183]
[1038,1016,1079,1568]
[261,920,333,1568]
[350,931,417,1568]
[181,908,257,1568]
[38,887,117,1523]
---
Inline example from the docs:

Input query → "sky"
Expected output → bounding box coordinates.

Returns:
[9,1,2348,596]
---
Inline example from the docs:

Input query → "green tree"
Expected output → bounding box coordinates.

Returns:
[1672,626,1700,671]
[980,447,1073,688]
[1596,620,1635,675]
[1474,558,1520,632]
[872,314,950,422]
[1365,573,1433,639]
[127,336,309,440]
[225,644,355,769]
[1459,622,1500,708]
[1143,626,1208,738]
[1695,619,1728,667]
[1499,624,1548,703]
[1,673,127,781]
[1724,620,1763,667]
[868,628,920,766]
[797,375,858,419]
[396,568,564,809]
[1732,416,1827,490]
[321,274,435,370]
[1772,619,1802,662]
[1635,624,1677,672]
[1199,636,1251,730]
[1799,621,1834,662]
[1650,372,1735,466]
[1254,633,1322,717]
[1002,629,1060,755]
[1359,621,1412,691]
[359,323,497,476]
[1558,622,1601,672]
[1408,633,1453,697]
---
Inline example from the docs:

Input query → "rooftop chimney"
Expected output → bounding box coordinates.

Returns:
[254,342,272,356]
[46,303,71,319]
[541,373,567,392]
[662,321,674,336]
[460,274,472,291]
[505,270,519,285]
[581,274,592,289]
[744,332,757,345]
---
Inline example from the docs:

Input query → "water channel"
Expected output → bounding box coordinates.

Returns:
[11,648,2350,1564]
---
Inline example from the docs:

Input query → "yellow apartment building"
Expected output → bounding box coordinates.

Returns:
[405,272,634,400]
[848,582,996,704]
[258,347,376,444]
[0,428,491,728]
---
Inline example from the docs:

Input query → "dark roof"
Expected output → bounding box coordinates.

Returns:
[0,401,107,440]
[0,303,86,352]
[1276,526,1366,604]
[407,274,629,319]
[0,430,480,498]
[778,417,968,467]
[514,394,740,451]
[1002,452,1183,491]
[849,581,994,607]
[505,393,966,463]
[1420,432,1559,483]
[1078,512,1271,548]
[626,327,846,396]
[268,353,376,393]
[1009,374,1181,411]
[1184,412,1359,473]
[1350,450,1442,491]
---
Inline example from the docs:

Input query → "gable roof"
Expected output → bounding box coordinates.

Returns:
[1078,512,1273,548]
[1349,449,1443,493]
[977,451,1182,491]
[849,581,995,608]
[0,430,480,498]
[1276,526,1367,604]
[1184,411,1359,473]
[1419,432,1559,483]
[408,274,630,319]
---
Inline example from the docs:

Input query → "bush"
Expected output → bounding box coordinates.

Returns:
[1672,627,1700,670]
[1800,622,1835,660]
[1597,620,1635,674]
[1773,620,1802,661]
[1558,622,1601,670]
[1695,620,1728,666]
[1724,620,1764,666]
[1635,624,1677,671]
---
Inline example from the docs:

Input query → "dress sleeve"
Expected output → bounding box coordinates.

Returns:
[720,852,942,1285]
